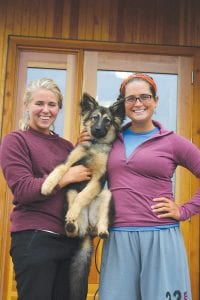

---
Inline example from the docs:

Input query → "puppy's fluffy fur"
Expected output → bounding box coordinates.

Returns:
[41,93,125,299]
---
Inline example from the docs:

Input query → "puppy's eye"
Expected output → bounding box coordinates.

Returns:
[91,115,99,121]
[104,118,111,125]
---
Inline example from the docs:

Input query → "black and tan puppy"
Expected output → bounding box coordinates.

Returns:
[42,93,125,238]
[41,93,125,299]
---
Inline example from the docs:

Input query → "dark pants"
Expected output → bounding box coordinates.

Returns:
[10,230,85,300]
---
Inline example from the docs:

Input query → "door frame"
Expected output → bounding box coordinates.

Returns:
[1,36,200,300]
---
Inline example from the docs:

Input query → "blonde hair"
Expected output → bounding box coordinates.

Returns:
[19,78,63,131]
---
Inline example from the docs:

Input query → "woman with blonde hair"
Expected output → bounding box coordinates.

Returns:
[0,78,91,300]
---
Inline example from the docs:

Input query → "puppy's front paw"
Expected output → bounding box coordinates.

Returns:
[41,179,56,195]
[41,164,68,196]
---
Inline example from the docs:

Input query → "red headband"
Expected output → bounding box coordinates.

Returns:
[120,73,157,94]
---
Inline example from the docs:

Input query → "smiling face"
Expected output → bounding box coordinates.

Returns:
[26,88,60,134]
[125,80,158,132]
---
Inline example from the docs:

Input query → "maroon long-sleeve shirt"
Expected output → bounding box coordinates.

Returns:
[108,121,200,227]
[0,128,73,235]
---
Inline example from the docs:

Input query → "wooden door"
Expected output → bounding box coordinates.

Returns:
[83,51,199,299]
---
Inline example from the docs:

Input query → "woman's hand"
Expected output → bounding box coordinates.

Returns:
[58,165,92,188]
[76,129,91,145]
[151,197,181,220]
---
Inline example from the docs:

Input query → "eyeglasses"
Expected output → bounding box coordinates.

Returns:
[124,94,153,104]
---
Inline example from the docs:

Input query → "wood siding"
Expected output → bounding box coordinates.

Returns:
[1,0,200,299]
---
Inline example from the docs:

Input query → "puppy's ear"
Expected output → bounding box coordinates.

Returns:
[110,97,125,124]
[80,93,98,117]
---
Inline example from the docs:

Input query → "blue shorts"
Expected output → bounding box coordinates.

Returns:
[99,227,192,300]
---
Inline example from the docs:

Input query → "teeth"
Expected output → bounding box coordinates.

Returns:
[40,116,50,120]
[134,109,145,112]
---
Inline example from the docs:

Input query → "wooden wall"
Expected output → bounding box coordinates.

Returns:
[0,0,200,131]
[1,0,200,298]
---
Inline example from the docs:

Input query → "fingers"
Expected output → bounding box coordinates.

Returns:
[80,166,92,180]
[76,129,91,144]
[58,165,92,187]
[70,165,92,181]
[151,197,181,220]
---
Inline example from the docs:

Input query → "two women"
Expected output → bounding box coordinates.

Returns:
[1,73,200,300]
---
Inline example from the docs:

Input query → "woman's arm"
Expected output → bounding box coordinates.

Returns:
[151,134,200,221]
[0,133,48,203]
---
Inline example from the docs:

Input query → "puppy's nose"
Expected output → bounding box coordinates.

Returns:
[92,126,106,138]
[94,126,101,132]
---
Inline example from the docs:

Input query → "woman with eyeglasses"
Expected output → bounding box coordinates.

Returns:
[95,73,200,300]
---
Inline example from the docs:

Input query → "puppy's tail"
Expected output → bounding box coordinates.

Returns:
[69,235,93,300]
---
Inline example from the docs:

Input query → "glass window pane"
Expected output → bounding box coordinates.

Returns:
[27,68,67,137]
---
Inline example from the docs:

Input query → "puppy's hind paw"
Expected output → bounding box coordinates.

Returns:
[98,231,109,240]
[88,225,98,237]
[66,222,76,233]
[65,221,79,237]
